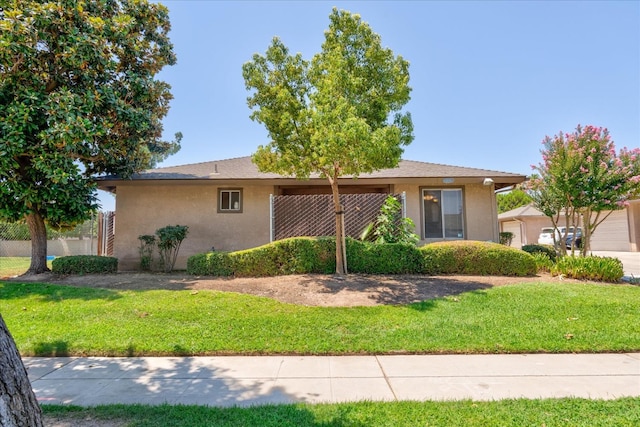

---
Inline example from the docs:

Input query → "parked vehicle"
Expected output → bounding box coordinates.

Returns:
[538,226,582,248]
[565,231,583,250]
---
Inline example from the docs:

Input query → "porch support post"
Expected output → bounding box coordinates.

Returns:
[401,191,407,218]
[269,194,274,243]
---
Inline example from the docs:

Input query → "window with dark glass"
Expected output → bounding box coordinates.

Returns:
[219,189,242,213]
[422,189,464,239]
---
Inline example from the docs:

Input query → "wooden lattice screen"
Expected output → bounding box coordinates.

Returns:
[272,193,401,241]
[98,211,115,256]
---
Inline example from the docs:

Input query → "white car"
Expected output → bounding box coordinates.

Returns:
[538,226,582,246]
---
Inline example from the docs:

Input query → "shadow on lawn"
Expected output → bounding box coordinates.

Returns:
[0,281,122,302]
[296,275,493,306]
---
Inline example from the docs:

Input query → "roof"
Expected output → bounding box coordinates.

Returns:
[498,204,545,220]
[104,156,526,182]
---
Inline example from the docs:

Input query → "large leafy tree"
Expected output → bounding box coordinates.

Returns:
[0,0,180,275]
[0,1,178,424]
[243,8,413,274]
[496,187,532,214]
[528,125,640,255]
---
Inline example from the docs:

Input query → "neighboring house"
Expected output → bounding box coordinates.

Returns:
[498,201,640,252]
[98,156,526,270]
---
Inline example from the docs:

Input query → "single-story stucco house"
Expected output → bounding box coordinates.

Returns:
[498,201,640,252]
[98,156,526,270]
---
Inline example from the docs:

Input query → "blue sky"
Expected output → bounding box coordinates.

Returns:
[99,0,639,210]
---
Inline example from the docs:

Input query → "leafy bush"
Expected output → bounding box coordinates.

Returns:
[156,225,189,273]
[551,255,623,282]
[361,195,419,245]
[138,235,156,271]
[346,238,424,274]
[52,256,117,275]
[187,251,235,276]
[420,241,536,276]
[499,232,514,246]
[522,244,557,262]
[531,252,554,273]
[188,238,538,278]
[187,237,335,277]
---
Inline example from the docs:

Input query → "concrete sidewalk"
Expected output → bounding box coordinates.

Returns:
[25,354,640,407]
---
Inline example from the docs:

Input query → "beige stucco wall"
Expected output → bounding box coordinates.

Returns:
[114,182,272,270]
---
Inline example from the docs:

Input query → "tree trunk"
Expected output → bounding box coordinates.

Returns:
[25,212,49,275]
[328,177,347,275]
[0,313,44,427]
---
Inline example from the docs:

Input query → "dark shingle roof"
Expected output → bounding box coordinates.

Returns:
[125,156,525,181]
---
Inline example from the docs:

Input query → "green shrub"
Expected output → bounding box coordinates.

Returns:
[346,238,424,274]
[232,237,336,277]
[156,225,189,273]
[499,232,514,246]
[188,238,539,278]
[420,241,536,276]
[531,252,554,273]
[138,234,156,271]
[186,237,335,277]
[361,195,419,245]
[52,256,117,275]
[551,255,624,282]
[522,244,557,262]
[186,251,234,276]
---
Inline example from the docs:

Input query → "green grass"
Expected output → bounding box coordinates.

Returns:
[2,281,639,355]
[42,398,640,426]
[0,257,52,277]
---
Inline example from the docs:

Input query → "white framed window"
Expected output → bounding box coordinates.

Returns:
[218,189,242,213]
[422,188,464,239]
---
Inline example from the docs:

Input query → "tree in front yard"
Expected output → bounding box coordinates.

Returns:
[0,0,181,276]
[243,8,413,274]
[0,1,179,424]
[528,125,640,255]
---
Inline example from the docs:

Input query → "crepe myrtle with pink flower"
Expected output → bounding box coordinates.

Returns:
[527,125,640,255]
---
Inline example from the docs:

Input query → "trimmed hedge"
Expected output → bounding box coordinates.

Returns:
[187,237,335,277]
[346,239,424,274]
[188,237,537,277]
[232,237,335,276]
[52,255,118,275]
[420,241,537,276]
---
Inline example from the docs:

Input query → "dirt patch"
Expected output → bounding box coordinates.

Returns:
[10,271,577,307]
[42,414,126,427]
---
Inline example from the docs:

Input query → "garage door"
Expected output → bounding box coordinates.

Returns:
[501,221,522,248]
[590,210,630,251]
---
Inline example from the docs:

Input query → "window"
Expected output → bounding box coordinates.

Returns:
[422,189,464,239]
[218,189,242,213]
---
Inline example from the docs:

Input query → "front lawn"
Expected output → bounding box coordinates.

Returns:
[1,280,638,355]
[42,398,640,426]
